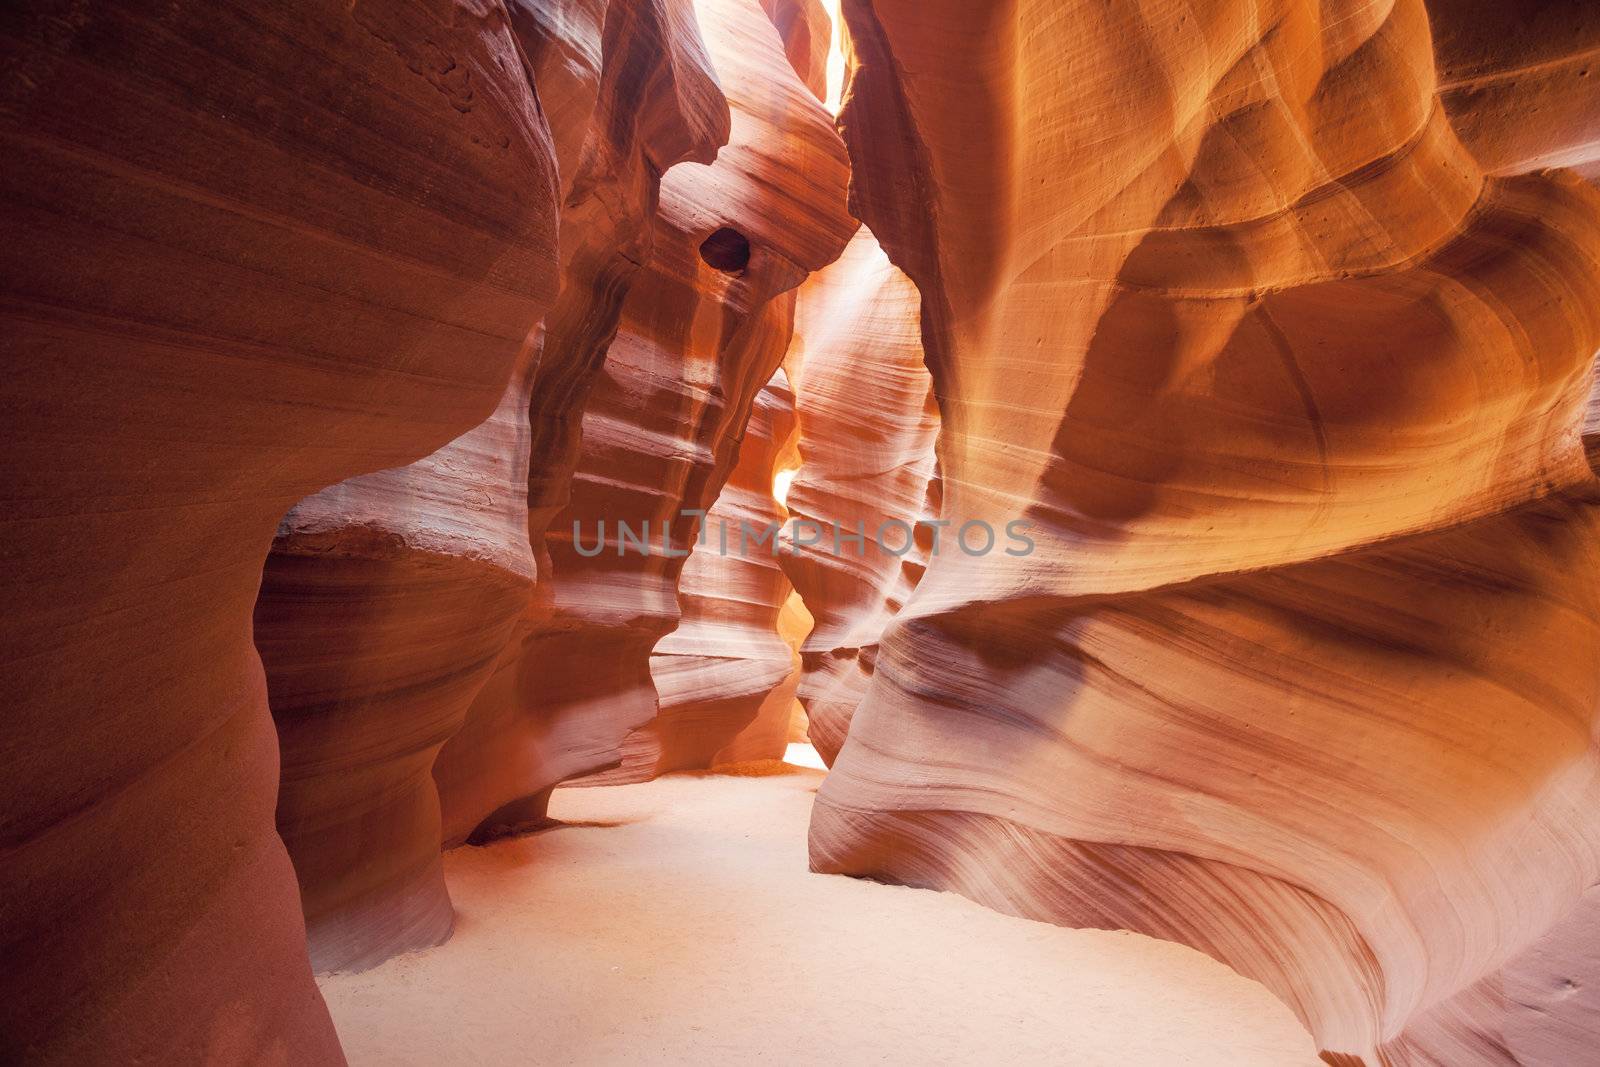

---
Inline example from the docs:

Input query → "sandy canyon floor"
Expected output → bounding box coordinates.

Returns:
[320,752,1321,1065]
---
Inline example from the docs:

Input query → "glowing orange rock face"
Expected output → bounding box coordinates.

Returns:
[817,1,1600,1063]
[0,0,563,1061]
[760,0,833,100]
[432,0,854,845]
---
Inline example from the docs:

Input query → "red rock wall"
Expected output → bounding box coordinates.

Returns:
[432,0,854,845]
[251,0,728,976]
[0,0,563,1061]
[817,1,1600,1063]
[778,226,939,765]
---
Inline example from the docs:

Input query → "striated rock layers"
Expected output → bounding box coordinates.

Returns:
[433,0,854,845]
[251,0,728,976]
[816,1,1600,1064]
[778,226,939,765]
[1426,0,1600,179]
[622,369,804,778]
[0,0,563,1061]
[574,0,839,783]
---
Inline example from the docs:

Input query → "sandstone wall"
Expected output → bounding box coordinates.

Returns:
[778,226,938,764]
[251,0,728,975]
[432,0,854,845]
[817,2,1600,1062]
[1,1,565,1060]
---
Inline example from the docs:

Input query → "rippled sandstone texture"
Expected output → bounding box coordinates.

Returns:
[614,369,804,779]
[816,1,1600,1064]
[779,226,938,765]
[251,0,727,976]
[0,1,563,1061]
[433,0,855,845]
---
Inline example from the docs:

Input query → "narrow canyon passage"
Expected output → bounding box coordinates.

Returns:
[320,755,1320,1066]
[7,1,1600,1063]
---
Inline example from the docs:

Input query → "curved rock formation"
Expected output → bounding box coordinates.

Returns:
[251,0,728,976]
[0,0,562,1061]
[759,0,833,101]
[1394,882,1600,1065]
[816,1,1600,1063]
[779,226,939,764]
[1427,0,1600,178]
[433,0,854,844]
[621,369,804,778]
[255,362,539,975]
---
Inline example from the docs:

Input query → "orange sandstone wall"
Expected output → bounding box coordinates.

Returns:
[1427,0,1600,178]
[778,226,939,765]
[607,369,804,778]
[817,1,1600,1063]
[433,0,854,844]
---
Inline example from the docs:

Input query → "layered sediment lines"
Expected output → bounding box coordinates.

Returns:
[255,362,539,975]
[1427,0,1600,178]
[779,227,939,764]
[433,0,854,845]
[0,1,564,1061]
[251,0,728,975]
[819,2,1600,1063]
[623,370,805,778]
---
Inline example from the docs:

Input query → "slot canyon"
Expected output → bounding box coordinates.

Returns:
[3,0,1599,1064]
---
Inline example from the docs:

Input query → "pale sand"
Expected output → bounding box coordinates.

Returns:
[320,757,1321,1065]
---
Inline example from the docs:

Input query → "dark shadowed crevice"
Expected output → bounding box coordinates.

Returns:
[700,226,752,272]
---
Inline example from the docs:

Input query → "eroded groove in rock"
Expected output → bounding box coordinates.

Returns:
[778,226,939,765]
[818,1,1600,1062]
[0,0,564,1061]
[433,0,854,844]
[251,0,729,977]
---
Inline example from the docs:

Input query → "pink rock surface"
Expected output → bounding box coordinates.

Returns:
[0,0,562,1060]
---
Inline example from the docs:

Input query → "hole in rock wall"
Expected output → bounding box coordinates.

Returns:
[699,226,752,272]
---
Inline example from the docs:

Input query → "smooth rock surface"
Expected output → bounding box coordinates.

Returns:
[779,226,939,764]
[616,370,805,778]
[252,0,728,976]
[1428,0,1600,177]
[1,1,562,1061]
[820,2,1600,1063]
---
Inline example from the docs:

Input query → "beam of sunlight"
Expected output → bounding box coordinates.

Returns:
[821,0,845,115]
[784,742,828,770]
